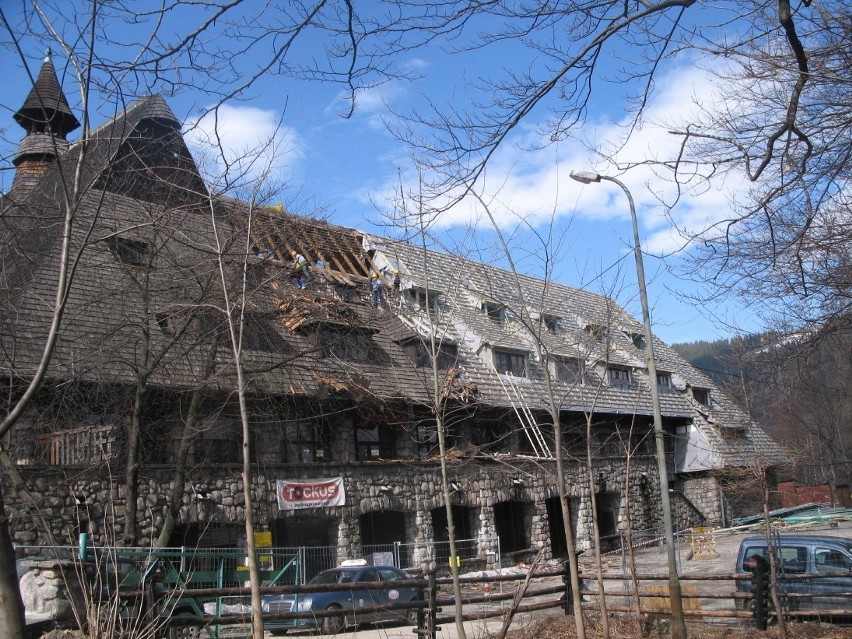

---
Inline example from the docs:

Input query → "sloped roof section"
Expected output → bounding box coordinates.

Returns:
[364,234,788,467]
[1,95,208,314]
[14,52,80,136]
[1,89,788,472]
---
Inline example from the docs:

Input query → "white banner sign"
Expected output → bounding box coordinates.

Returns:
[276,477,345,511]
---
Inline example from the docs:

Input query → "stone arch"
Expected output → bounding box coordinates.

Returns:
[493,499,530,555]
[544,495,580,558]
[270,514,338,579]
[359,509,415,566]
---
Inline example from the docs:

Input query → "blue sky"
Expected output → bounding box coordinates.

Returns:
[0,3,759,346]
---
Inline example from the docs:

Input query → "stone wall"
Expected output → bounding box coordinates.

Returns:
[7,455,711,567]
[678,475,724,527]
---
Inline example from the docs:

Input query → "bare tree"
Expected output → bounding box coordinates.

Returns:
[382,182,676,638]
[196,113,288,637]
[464,188,590,638]
[719,329,851,506]
[658,3,852,340]
[0,3,416,634]
[614,414,650,637]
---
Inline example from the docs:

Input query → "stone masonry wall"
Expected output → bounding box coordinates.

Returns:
[6,456,712,567]
[678,475,724,526]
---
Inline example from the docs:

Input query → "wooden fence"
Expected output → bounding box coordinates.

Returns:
[152,562,851,637]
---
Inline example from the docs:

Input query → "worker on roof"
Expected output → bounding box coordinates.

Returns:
[370,270,384,308]
[291,250,309,289]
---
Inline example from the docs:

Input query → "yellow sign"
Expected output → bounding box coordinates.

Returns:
[255,531,272,547]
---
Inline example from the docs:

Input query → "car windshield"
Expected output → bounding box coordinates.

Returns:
[310,569,357,585]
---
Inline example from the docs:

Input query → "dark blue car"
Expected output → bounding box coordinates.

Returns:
[262,562,421,635]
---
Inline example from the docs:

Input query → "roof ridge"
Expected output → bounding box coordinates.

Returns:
[368,232,624,313]
[79,94,179,142]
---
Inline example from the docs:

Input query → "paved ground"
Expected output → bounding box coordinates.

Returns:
[624,519,852,579]
[354,522,852,639]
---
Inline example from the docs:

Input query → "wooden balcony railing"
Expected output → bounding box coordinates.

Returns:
[33,425,116,466]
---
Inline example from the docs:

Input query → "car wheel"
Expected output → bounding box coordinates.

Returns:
[322,604,345,635]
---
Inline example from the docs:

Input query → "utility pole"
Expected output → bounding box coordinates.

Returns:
[570,170,687,639]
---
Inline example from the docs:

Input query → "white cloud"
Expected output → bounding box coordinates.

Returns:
[325,80,412,131]
[183,104,305,190]
[372,60,748,256]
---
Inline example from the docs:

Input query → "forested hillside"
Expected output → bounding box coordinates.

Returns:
[670,335,764,387]
[670,339,732,386]
[673,329,851,503]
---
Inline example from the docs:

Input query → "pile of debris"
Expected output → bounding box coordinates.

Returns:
[728,503,852,533]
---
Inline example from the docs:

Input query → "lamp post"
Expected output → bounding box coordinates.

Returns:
[570,170,687,639]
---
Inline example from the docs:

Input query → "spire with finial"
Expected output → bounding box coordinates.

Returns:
[10,49,80,195]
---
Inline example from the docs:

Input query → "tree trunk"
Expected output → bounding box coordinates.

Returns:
[123,379,147,546]
[0,482,26,639]
[156,390,201,549]
[435,412,466,639]
[235,377,264,639]
[554,422,586,639]
[585,416,610,639]
[156,335,219,548]
[763,474,787,639]
[621,425,645,636]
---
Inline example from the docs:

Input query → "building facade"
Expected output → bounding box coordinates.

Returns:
[0,56,787,570]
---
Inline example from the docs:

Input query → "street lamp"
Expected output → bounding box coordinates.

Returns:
[570,170,687,639]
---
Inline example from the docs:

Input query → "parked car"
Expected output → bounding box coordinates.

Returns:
[734,535,852,615]
[262,561,422,635]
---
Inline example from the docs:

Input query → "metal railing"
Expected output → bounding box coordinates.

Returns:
[16,536,497,578]
[363,537,500,572]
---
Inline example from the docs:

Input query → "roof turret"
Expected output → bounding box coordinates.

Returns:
[13,49,80,140]
[9,50,81,196]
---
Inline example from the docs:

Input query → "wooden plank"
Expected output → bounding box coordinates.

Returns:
[339,249,366,277]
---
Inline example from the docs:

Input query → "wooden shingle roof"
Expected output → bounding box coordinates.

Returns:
[14,52,80,135]
[0,92,788,470]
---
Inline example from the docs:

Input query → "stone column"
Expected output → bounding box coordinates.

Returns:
[19,560,87,628]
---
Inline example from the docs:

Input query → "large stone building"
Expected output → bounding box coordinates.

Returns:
[1,55,787,571]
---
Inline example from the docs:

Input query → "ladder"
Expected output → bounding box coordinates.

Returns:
[493,371,553,459]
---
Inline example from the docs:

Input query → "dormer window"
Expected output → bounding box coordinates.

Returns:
[242,314,286,352]
[411,288,440,314]
[693,387,711,407]
[194,312,231,346]
[493,348,526,377]
[107,237,149,266]
[608,366,632,387]
[312,325,381,363]
[551,356,584,385]
[625,331,645,349]
[156,313,174,334]
[404,340,458,370]
[542,314,559,334]
[585,323,608,341]
[656,371,672,390]
[482,301,504,322]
